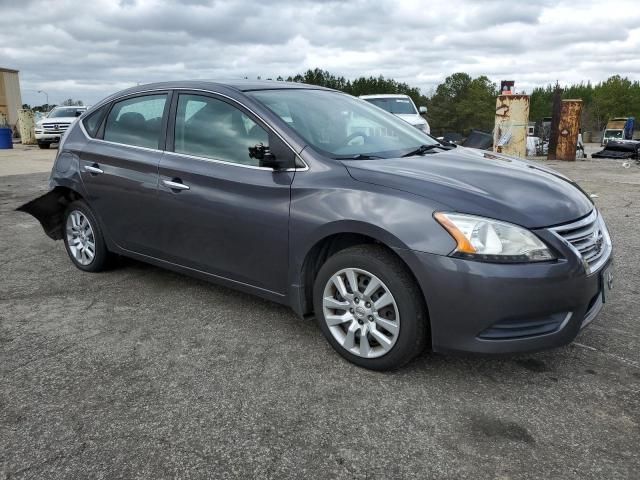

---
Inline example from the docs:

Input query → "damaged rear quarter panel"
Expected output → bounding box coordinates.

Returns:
[16,187,73,240]
[16,145,87,240]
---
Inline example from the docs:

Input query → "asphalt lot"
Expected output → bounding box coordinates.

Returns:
[1,146,639,479]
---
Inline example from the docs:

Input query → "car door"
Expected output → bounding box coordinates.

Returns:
[79,92,169,254]
[155,91,295,294]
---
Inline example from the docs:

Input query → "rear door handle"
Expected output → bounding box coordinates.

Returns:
[162,179,190,191]
[84,164,104,175]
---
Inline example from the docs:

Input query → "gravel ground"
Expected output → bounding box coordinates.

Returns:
[0,145,57,177]
[0,154,639,479]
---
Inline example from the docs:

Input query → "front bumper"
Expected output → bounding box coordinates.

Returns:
[35,132,63,143]
[395,246,612,355]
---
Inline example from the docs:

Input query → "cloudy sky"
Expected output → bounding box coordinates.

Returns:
[2,0,640,106]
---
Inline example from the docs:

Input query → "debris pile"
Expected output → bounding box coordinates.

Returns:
[592,140,640,160]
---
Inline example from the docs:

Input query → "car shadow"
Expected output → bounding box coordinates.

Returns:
[111,255,582,380]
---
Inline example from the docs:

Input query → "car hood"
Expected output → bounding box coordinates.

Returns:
[342,147,593,229]
[41,117,78,124]
[395,113,425,126]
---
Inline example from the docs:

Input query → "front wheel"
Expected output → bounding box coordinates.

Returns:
[38,143,50,149]
[313,245,428,370]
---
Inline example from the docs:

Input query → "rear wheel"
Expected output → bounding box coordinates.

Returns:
[313,245,428,370]
[63,200,112,272]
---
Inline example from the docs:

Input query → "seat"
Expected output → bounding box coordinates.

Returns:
[119,112,146,131]
[106,111,154,148]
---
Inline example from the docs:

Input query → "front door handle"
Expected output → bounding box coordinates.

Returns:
[84,164,104,175]
[162,179,190,191]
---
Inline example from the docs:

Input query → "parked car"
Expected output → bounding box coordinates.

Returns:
[19,81,613,370]
[360,94,430,134]
[35,105,89,149]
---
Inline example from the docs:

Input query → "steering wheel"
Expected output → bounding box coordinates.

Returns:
[341,131,369,146]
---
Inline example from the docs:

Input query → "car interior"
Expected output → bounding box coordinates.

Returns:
[104,98,166,149]
[174,96,269,165]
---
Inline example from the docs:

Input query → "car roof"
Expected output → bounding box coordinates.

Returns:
[359,94,411,100]
[111,80,333,97]
[88,80,340,113]
[52,105,89,110]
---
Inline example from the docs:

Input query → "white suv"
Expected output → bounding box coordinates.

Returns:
[35,106,89,149]
[360,94,430,134]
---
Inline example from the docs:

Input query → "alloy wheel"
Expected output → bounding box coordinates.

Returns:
[322,267,400,358]
[66,210,96,266]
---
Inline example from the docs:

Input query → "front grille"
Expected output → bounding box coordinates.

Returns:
[549,210,611,273]
[43,123,70,132]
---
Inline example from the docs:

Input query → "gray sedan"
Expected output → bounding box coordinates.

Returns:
[18,80,613,370]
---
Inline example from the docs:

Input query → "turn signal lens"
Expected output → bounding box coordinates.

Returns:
[433,212,477,254]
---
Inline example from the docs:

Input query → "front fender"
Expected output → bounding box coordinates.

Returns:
[291,180,456,271]
[287,162,457,316]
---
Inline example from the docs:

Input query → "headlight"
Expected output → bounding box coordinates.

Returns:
[434,212,555,263]
[415,123,428,132]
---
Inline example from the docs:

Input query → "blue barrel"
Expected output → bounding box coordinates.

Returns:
[0,127,12,149]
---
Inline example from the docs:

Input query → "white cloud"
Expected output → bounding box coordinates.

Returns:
[1,0,639,105]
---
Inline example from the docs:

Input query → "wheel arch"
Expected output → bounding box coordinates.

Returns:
[294,225,430,325]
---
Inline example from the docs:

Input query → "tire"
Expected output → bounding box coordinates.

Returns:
[38,143,50,149]
[313,245,428,371]
[63,200,113,272]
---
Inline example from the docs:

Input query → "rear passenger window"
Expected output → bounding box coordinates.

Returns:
[82,105,108,138]
[103,94,167,149]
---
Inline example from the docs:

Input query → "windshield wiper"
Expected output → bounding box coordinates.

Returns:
[334,153,385,160]
[401,144,443,157]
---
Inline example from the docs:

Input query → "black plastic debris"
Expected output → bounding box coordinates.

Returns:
[462,130,493,150]
[442,132,464,145]
[592,140,640,159]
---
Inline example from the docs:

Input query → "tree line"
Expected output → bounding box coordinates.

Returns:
[280,69,428,108]
[22,98,85,112]
[23,71,639,137]
[284,68,640,137]
[529,75,640,132]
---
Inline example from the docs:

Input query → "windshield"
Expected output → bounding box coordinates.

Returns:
[604,129,623,139]
[247,89,436,158]
[363,97,417,115]
[48,107,85,118]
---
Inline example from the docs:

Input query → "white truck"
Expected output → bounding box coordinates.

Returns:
[35,105,89,149]
[601,117,628,146]
[360,94,430,134]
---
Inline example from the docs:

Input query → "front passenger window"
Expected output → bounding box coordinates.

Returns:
[174,94,269,166]
[103,94,167,149]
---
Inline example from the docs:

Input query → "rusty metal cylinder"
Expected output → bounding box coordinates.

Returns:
[17,109,37,145]
[555,100,583,161]
[493,95,530,158]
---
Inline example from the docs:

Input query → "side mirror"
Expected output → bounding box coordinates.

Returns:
[248,143,292,170]
[419,106,428,114]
